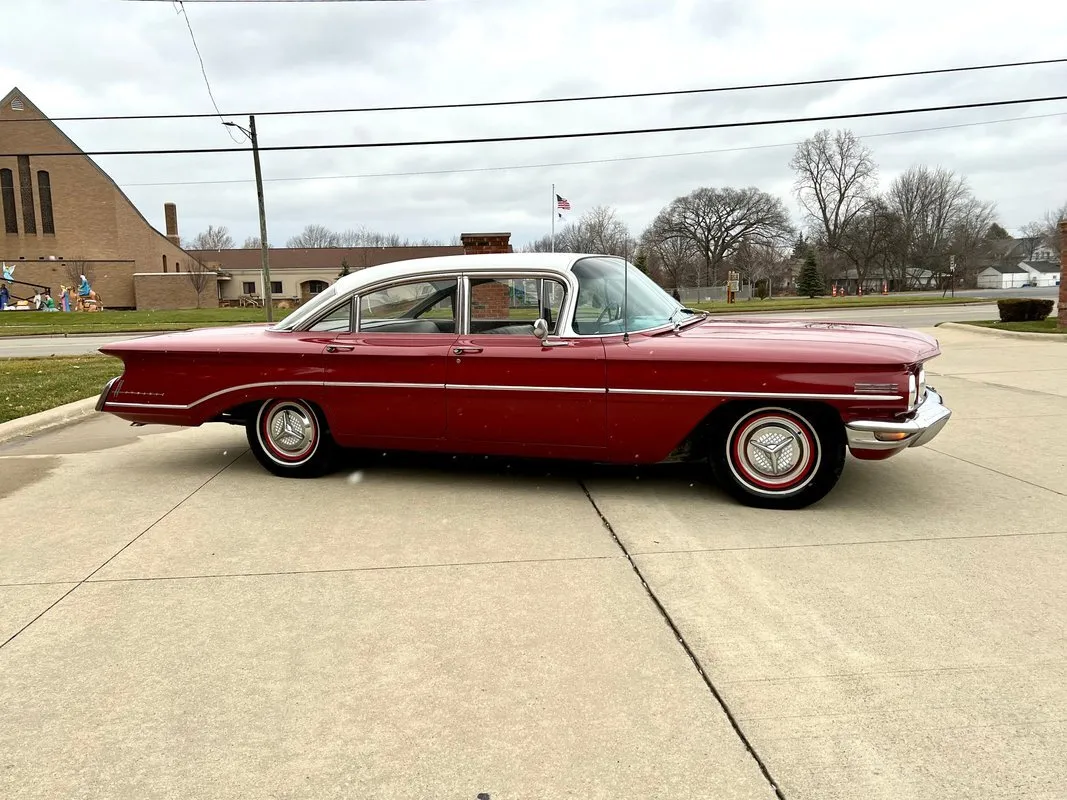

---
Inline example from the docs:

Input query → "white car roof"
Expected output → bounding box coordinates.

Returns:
[333,252,618,293]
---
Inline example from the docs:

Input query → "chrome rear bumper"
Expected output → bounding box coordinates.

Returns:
[846,387,952,452]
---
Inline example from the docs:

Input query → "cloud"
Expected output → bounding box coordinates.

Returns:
[3,0,1065,244]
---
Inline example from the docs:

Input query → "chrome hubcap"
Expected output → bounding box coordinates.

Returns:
[266,404,314,455]
[744,424,802,478]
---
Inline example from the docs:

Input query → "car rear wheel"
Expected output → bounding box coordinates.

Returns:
[246,398,333,478]
[709,404,845,509]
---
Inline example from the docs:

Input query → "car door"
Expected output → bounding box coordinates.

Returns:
[321,277,459,445]
[447,273,606,450]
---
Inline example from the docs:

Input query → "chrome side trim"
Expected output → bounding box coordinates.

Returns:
[448,383,604,394]
[102,380,904,412]
[330,381,446,390]
[103,380,325,411]
[609,388,903,401]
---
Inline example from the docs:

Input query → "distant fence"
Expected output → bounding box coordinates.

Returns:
[675,286,754,303]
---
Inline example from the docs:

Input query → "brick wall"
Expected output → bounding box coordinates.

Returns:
[134,273,219,310]
[1059,220,1067,328]
[0,90,192,308]
[471,281,510,318]
[461,232,512,255]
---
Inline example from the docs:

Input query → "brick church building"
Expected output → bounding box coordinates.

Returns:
[1,87,513,310]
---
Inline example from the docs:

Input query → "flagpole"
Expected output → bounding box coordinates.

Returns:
[550,183,555,253]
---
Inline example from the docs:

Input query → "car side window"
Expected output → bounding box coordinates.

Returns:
[469,277,567,335]
[308,299,353,332]
[358,279,457,334]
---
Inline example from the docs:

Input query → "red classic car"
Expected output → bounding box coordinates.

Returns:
[96,253,951,509]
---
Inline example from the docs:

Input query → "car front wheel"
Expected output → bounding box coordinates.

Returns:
[709,404,845,509]
[246,398,333,478]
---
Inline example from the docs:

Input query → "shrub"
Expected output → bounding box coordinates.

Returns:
[997,298,1054,322]
[754,279,769,300]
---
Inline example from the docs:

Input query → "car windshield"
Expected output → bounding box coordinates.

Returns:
[571,256,685,335]
[272,283,341,331]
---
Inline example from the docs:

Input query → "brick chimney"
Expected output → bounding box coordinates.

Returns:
[461,232,512,255]
[1058,219,1067,328]
[164,202,180,247]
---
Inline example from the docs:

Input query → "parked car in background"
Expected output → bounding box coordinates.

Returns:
[97,253,951,509]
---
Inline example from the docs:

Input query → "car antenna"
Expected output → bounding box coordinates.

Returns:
[621,250,629,344]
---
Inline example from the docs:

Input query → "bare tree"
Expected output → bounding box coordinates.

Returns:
[641,213,697,289]
[242,235,271,249]
[523,207,635,257]
[790,129,878,253]
[1041,202,1067,254]
[885,166,996,288]
[657,186,794,287]
[188,225,235,251]
[1018,222,1046,261]
[837,197,898,287]
[185,256,214,308]
[64,259,92,289]
[286,224,340,248]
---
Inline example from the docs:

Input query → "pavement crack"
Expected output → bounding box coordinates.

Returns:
[925,447,1067,496]
[628,529,1065,556]
[82,554,616,584]
[0,450,246,652]
[579,480,788,800]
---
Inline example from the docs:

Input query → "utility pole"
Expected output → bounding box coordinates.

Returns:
[225,115,273,322]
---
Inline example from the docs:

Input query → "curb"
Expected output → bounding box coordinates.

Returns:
[935,321,1067,341]
[0,396,99,445]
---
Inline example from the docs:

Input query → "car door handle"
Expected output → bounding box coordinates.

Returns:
[453,346,483,355]
[325,344,355,353]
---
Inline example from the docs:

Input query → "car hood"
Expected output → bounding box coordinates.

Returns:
[671,317,941,366]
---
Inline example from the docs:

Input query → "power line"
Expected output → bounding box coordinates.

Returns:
[2,57,1065,123]
[173,0,246,143]
[116,111,1067,187]
[4,94,1066,158]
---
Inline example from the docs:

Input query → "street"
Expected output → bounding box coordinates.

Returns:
[1,324,1063,799]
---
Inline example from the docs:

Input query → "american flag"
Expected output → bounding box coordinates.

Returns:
[556,194,571,211]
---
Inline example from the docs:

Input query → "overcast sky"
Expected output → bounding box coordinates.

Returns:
[3,0,1066,247]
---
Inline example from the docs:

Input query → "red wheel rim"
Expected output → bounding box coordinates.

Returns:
[726,409,820,496]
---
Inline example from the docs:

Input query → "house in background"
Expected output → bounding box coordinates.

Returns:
[1018,260,1061,287]
[976,263,1030,289]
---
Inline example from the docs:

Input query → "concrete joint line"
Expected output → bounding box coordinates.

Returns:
[578,481,788,800]
[0,450,247,652]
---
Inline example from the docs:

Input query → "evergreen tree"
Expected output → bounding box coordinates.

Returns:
[796,251,824,298]
[633,251,648,274]
[338,259,351,278]
[791,233,808,261]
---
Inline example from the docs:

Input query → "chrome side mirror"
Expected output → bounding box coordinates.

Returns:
[532,317,549,341]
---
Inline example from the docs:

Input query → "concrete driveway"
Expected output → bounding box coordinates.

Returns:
[1,325,1064,799]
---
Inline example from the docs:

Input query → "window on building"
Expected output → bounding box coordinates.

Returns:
[270,281,282,294]
[0,169,16,234]
[37,171,54,235]
[242,281,256,294]
[306,280,328,295]
[10,98,24,111]
[162,255,168,273]
[16,156,36,235]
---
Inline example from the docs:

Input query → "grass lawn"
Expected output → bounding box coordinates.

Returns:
[0,355,123,424]
[0,308,289,337]
[695,295,986,314]
[959,319,1067,334]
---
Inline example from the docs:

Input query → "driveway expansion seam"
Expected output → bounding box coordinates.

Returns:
[626,529,1066,557]
[0,450,246,652]
[925,447,1067,496]
[80,554,618,584]
[578,481,788,800]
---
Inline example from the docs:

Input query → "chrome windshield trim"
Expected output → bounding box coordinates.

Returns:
[609,388,903,401]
